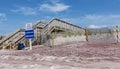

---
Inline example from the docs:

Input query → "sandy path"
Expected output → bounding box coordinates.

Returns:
[0,42,120,69]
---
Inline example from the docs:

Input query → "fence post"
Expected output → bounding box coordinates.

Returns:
[116,25,119,43]
[51,34,54,48]
[51,26,55,48]
[85,28,89,42]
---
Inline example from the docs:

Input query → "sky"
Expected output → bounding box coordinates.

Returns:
[0,0,120,35]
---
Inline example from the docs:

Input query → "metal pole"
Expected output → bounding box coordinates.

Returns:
[29,39,32,50]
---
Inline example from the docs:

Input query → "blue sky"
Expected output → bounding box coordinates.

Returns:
[0,0,120,35]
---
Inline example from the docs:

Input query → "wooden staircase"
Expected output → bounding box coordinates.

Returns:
[0,18,84,50]
[0,21,47,50]
[0,29,25,50]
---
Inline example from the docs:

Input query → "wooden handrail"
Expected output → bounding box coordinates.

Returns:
[0,29,25,45]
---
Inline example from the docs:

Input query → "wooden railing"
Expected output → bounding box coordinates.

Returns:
[0,29,25,50]
[0,29,25,45]
[0,21,48,50]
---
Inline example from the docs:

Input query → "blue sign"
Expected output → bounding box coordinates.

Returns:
[25,30,34,39]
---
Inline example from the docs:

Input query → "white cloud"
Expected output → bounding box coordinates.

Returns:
[83,15,103,20]
[50,0,60,4]
[61,14,120,28]
[11,0,69,15]
[87,25,107,29]
[80,14,120,26]
[11,7,37,15]
[0,13,7,23]
[0,13,5,17]
[39,0,70,12]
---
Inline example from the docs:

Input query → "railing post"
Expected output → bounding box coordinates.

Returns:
[116,25,119,43]
[51,26,55,48]
[85,28,89,42]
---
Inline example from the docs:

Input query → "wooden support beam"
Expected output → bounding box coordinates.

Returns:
[85,28,89,42]
[116,25,119,44]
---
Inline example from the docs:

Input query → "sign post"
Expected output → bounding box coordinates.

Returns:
[25,23,34,50]
[29,39,32,50]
